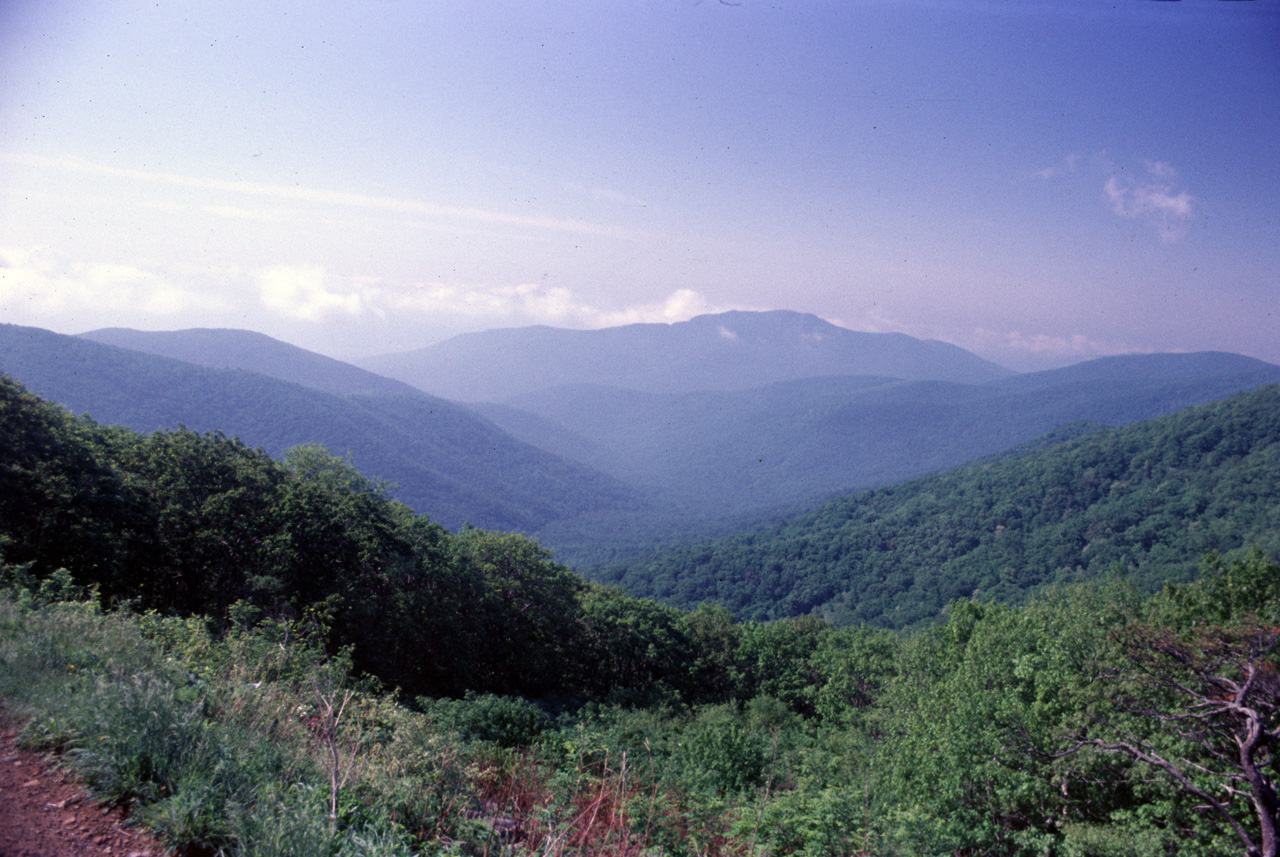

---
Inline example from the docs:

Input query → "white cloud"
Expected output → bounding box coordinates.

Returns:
[990,330,1107,358]
[1034,152,1080,180]
[1035,154,1195,244]
[1103,166,1194,243]
[0,241,744,352]
[969,327,1159,367]
[841,304,911,336]
[0,246,221,326]
[2,152,657,241]
[258,265,362,322]
[352,278,741,331]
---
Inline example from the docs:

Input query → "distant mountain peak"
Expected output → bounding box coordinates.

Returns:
[359,310,1013,402]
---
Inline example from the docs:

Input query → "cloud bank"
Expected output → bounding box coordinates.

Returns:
[0,247,226,326]
[0,245,739,349]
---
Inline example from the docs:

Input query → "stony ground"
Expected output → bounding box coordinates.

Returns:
[0,724,165,857]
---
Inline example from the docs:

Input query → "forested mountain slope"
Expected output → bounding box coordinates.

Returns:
[0,324,643,533]
[64,323,1280,567]
[488,352,1280,526]
[595,382,1280,627]
[361,309,1013,401]
[7,366,1280,857]
[80,326,422,397]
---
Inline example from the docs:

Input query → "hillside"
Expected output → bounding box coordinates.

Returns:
[6,364,1280,857]
[594,382,1280,627]
[359,309,1014,401]
[0,324,644,533]
[64,322,1280,567]
[15,322,1280,570]
[80,326,424,397]
[485,352,1280,532]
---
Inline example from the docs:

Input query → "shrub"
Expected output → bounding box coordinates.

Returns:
[421,692,551,748]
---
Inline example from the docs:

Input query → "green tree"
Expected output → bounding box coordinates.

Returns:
[576,583,691,703]
[452,527,584,696]
[1061,549,1280,857]
[735,615,828,715]
[679,601,743,705]
[0,375,137,588]
[115,428,288,615]
[807,624,898,730]
[878,582,1139,855]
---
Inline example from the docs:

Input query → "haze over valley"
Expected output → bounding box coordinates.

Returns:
[3,4,1279,854]
[4,311,1277,572]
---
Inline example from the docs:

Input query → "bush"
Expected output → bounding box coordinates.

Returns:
[676,706,766,796]
[421,692,551,748]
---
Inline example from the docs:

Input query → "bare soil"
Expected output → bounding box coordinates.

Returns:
[0,723,165,857]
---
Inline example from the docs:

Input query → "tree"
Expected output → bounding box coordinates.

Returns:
[678,601,742,705]
[452,527,584,695]
[735,615,829,715]
[117,428,288,615]
[0,374,138,586]
[877,583,1140,856]
[1062,549,1280,857]
[576,583,691,702]
[807,623,898,730]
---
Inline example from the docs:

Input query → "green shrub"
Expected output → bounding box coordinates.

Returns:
[421,692,551,748]
[230,782,428,857]
[751,786,869,857]
[676,706,765,796]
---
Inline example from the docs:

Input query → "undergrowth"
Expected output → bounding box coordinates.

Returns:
[0,584,875,857]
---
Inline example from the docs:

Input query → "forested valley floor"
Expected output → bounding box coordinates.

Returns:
[4,372,1280,856]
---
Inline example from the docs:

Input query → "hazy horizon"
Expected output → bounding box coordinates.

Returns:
[2,1,1277,372]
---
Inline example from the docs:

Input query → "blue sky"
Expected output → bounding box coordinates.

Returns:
[1,0,1276,371]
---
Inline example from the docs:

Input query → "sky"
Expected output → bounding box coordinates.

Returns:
[1,0,1277,372]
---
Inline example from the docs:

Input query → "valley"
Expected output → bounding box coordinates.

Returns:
[23,312,1280,571]
[3,312,1280,857]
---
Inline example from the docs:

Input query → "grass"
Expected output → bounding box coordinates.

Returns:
[0,584,873,857]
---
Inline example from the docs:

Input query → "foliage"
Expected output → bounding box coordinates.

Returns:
[8,370,1280,856]
[10,545,1280,856]
[1060,549,1280,857]
[420,692,551,748]
[597,382,1280,628]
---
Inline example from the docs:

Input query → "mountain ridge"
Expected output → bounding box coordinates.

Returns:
[477,352,1280,539]
[592,381,1280,627]
[10,321,1279,572]
[359,310,1015,401]
[79,327,424,398]
[0,323,644,534]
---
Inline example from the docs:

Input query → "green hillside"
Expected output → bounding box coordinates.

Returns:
[6,366,1280,856]
[0,324,644,533]
[45,324,1280,568]
[7,370,1280,857]
[595,382,1280,627]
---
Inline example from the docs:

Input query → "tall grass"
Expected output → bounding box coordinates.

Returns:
[0,590,415,856]
[0,587,872,857]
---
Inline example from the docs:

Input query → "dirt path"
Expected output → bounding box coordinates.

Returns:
[0,724,165,857]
